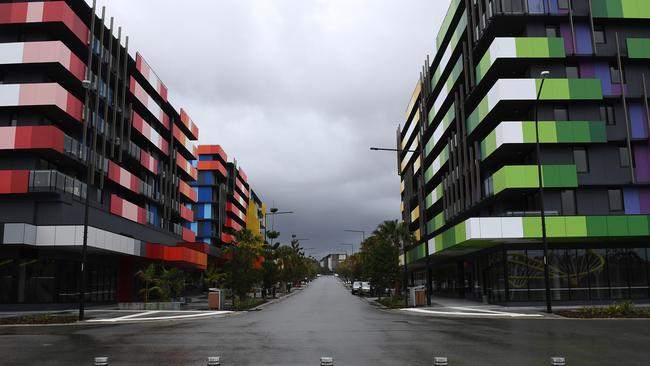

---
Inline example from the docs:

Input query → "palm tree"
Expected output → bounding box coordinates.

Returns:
[135,264,163,304]
[373,220,414,249]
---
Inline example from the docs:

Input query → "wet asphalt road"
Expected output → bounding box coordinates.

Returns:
[1,276,650,365]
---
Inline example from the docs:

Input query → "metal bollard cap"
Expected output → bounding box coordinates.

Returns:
[434,356,448,366]
[94,357,109,366]
[207,356,221,366]
[320,356,334,366]
[551,357,566,366]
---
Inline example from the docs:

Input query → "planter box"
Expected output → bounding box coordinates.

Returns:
[118,302,182,310]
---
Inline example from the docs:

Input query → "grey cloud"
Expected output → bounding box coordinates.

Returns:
[94,0,451,258]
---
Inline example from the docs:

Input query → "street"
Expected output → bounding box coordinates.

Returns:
[1,276,649,365]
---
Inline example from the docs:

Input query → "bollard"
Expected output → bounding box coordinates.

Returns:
[94,357,108,366]
[207,356,221,366]
[434,356,448,366]
[551,357,566,366]
[320,356,334,366]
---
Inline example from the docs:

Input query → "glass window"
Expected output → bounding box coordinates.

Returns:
[508,250,529,301]
[594,27,606,44]
[572,249,590,300]
[610,65,621,84]
[527,250,546,301]
[600,105,616,125]
[628,248,649,299]
[545,25,560,38]
[549,249,571,300]
[558,0,570,9]
[588,248,609,300]
[608,248,629,299]
[573,148,589,173]
[561,190,576,215]
[619,147,631,168]
[553,106,569,121]
[608,189,624,212]
[566,65,580,79]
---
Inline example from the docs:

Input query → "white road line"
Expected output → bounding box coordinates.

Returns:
[448,306,522,316]
[87,311,231,323]
[400,308,542,317]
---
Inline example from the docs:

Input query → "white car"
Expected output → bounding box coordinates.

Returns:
[351,281,362,295]
[361,282,371,295]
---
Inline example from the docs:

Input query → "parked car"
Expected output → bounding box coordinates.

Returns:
[361,282,371,296]
[351,281,362,295]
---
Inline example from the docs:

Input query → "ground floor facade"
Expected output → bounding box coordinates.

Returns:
[408,243,650,304]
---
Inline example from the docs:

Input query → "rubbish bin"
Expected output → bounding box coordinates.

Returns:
[408,285,426,307]
[208,288,224,310]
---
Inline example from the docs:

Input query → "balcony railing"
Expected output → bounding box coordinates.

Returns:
[28,170,87,200]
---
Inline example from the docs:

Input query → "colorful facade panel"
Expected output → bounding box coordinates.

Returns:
[129,76,169,129]
[0,83,83,122]
[135,52,168,102]
[0,1,89,44]
[179,108,199,140]
[0,41,85,80]
[176,153,198,181]
[109,194,147,225]
[179,179,198,203]
[172,124,198,159]
[139,150,158,175]
[107,161,142,194]
[0,170,29,194]
[145,243,206,269]
[0,125,65,153]
[132,111,169,155]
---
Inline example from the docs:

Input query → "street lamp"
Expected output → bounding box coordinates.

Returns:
[535,70,553,314]
[264,208,293,243]
[343,229,365,242]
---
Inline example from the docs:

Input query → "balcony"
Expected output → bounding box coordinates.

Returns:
[28,169,87,200]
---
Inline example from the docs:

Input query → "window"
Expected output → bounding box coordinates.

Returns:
[554,106,569,121]
[600,105,616,125]
[558,0,571,9]
[610,65,622,84]
[561,190,576,215]
[566,65,580,79]
[573,148,589,173]
[619,146,631,167]
[608,189,624,211]
[545,25,560,38]
[594,27,606,44]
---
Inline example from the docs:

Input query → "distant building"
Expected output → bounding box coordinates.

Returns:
[321,253,348,272]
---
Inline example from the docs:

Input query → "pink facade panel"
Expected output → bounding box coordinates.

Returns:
[176,153,198,181]
[135,52,168,102]
[132,111,169,155]
[107,161,142,194]
[0,125,65,153]
[179,108,199,140]
[129,77,169,130]
[0,83,83,122]
[0,2,89,44]
[110,194,147,225]
[172,124,198,159]
[139,150,158,174]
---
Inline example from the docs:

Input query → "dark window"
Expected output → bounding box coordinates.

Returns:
[594,27,606,44]
[566,65,580,79]
[558,0,571,9]
[554,106,569,121]
[610,65,625,84]
[600,105,616,125]
[545,25,560,38]
[573,148,589,173]
[619,146,631,167]
[608,189,624,212]
[561,190,576,215]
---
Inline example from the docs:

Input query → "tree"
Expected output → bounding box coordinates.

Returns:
[135,263,163,303]
[362,236,399,299]
[373,220,414,249]
[202,265,227,290]
[159,267,185,300]
[261,242,280,298]
[223,229,265,299]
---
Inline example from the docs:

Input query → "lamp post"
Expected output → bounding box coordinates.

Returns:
[343,229,365,247]
[263,208,293,243]
[535,70,553,314]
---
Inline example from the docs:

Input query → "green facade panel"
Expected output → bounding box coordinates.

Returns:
[592,0,650,19]
[627,38,650,58]
[491,165,578,195]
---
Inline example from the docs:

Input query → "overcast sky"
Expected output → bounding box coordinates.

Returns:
[92,0,451,259]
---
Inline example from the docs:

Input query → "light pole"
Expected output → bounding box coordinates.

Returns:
[535,70,553,314]
[263,208,293,243]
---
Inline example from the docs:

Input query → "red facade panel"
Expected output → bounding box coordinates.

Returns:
[109,194,147,225]
[179,179,198,203]
[225,218,243,231]
[139,150,158,175]
[226,202,246,222]
[181,227,196,242]
[176,153,198,180]
[0,125,65,153]
[179,108,199,140]
[196,160,227,177]
[197,145,228,162]
[107,161,141,194]
[0,170,29,194]
[0,2,89,44]
[180,204,194,223]
[172,124,198,159]
[135,52,168,102]
[132,111,169,155]
[145,243,207,269]
[129,76,169,130]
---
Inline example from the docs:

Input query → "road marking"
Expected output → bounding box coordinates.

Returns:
[86,311,231,323]
[400,308,542,318]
